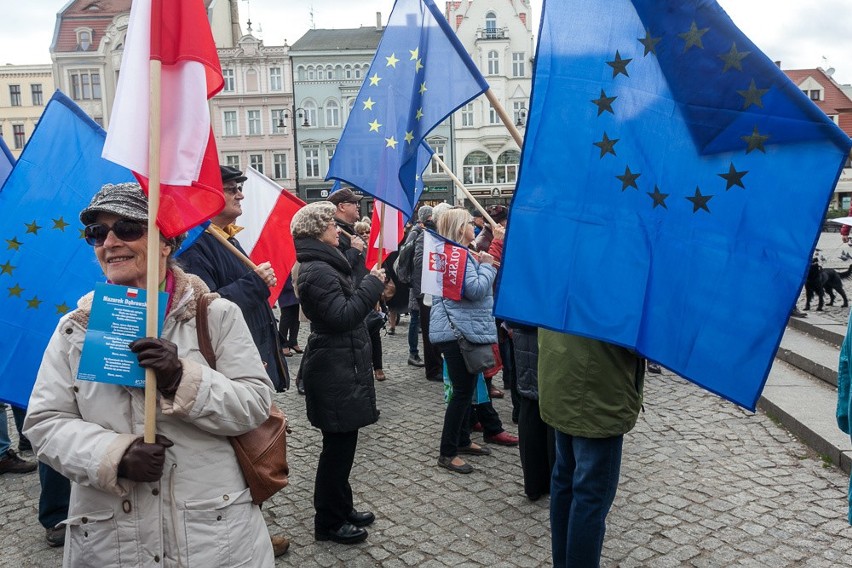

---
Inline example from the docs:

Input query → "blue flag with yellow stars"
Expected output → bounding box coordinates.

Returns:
[0,91,134,408]
[494,0,852,410]
[0,136,13,187]
[326,0,489,217]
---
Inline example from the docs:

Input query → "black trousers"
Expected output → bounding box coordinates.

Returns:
[437,341,476,457]
[314,429,359,531]
[369,324,383,371]
[517,396,556,499]
[278,304,300,348]
[417,298,443,378]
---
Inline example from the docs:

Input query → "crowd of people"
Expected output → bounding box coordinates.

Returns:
[0,166,649,567]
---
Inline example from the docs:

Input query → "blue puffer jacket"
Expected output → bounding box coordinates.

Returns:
[429,256,498,345]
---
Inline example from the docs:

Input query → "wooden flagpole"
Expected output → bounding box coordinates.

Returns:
[204,226,259,271]
[431,154,498,228]
[144,58,163,443]
[484,88,524,147]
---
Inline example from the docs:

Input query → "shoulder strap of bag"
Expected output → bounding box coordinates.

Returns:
[195,293,217,370]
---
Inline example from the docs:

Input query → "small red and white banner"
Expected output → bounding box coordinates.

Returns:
[365,202,404,269]
[239,167,305,305]
[421,230,467,301]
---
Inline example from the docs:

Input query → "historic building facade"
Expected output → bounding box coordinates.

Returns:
[211,30,296,192]
[445,0,534,206]
[289,21,455,207]
[0,64,54,158]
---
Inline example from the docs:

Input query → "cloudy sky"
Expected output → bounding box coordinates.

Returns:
[2,0,850,85]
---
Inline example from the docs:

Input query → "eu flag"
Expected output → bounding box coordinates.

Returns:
[0,136,13,187]
[494,0,852,410]
[0,92,134,407]
[327,0,489,217]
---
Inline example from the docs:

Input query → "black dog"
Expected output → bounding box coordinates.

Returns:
[804,261,852,311]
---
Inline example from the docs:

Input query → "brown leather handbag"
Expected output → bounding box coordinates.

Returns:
[196,293,289,505]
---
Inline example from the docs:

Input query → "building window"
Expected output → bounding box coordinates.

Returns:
[304,147,319,177]
[487,51,500,75]
[496,150,520,184]
[810,89,821,101]
[463,151,493,185]
[461,103,474,127]
[31,84,43,106]
[325,143,336,170]
[485,12,497,36]
[307,66,316,80]
[489,105,499,125]
[223,110,238,136]
[513,101,527,125]
[250,153,264,174]
[12,124,25,149]
[9,85,21,107]
[512,52,525,77]
[354,66,362,79]
[77,30,92,51]
[429,140,446,174]
[269,67,282,91]
[273,153,288,179]
[222,68,235,92]
[225,155,240,169]
[70,71,101,100]
[271,109,287,134]
[326,65,334,80]
[344,65,352,79]
[303,101,318,127]
[247,110,262,135]
[325,100,340,127]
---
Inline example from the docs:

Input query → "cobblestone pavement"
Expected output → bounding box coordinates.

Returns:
[2,319,852,567]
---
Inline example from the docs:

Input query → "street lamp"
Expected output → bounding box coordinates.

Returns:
[277,107,310,198]
[515,106,528,128]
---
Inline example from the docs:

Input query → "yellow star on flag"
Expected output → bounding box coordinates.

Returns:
[56,302,71,315]
[404,131,414,144]
[369,119,382,132]
[52,217,70,231]
[415,58,424,72]
[7,283,23,297]
[385,53,399,67]
[363,97,375,111]
[26,296,42,309]
[6,237,22,251]
[415,108,424,121]
[369,73,381,86]
[385,136,398,149]
[409,47,419,60]
[419,82,427,95]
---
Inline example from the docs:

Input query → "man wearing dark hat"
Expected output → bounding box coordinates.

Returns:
[180,166,291,554]
[473,204,508,253]
[328,187,368,282]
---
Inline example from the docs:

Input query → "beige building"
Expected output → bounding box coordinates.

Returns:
[50,0,240,128]
[212,30,296,192]
[0,64,54,158]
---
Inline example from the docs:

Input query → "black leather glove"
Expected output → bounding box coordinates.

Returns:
[129,338,182,395]
[117,435,174,482]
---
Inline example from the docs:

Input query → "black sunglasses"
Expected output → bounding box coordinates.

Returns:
[84,219,147,246]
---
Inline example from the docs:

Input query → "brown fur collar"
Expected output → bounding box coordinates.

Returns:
[69,267,218,329]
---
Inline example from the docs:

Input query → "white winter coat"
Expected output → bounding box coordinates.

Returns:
[24,268,275,568]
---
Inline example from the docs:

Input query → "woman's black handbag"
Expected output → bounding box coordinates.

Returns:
[457,336,496,374]
[365,309,387,334]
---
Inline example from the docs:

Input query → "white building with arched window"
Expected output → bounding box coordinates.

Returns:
[446,0,534,206]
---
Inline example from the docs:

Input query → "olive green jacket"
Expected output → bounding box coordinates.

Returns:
[538,330,644,438]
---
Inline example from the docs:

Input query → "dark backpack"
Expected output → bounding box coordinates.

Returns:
[394,234,417,285]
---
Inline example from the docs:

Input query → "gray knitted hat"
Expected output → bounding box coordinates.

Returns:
[291,201,336,239]
[80,183,149,225]
[417,205,433,223]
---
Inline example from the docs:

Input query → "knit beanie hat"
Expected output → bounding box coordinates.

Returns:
[417,205,433,223]
[291,201,337,239]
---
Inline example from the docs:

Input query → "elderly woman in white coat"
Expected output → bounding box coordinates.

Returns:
[24,183,275,568]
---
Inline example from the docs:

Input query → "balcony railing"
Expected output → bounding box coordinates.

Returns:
[476,27,508,40]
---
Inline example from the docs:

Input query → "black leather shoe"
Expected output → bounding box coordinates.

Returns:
[347,510,375,528]
[297,380,305,396]
[315,523,368,544]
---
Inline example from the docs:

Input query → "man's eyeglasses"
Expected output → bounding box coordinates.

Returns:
[84,219,147,246]
[224,184,244,195]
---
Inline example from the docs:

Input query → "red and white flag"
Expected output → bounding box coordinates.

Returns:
[238,167,305,305]
[421,230,467,301]
[365,202,404,269]
[102,0,225,238]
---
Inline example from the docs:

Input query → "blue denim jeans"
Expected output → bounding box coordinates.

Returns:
[408,309,420,356]
[550,431,623,568]
[0,404,10,456]
[39,462,71,529]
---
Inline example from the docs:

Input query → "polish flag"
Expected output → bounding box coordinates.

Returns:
[421,230,467,301]
[365,202,405,269]
[102,0,225,238]
[238,168,306,305]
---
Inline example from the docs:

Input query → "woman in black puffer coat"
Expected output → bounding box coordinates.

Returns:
[291,201,385,545]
